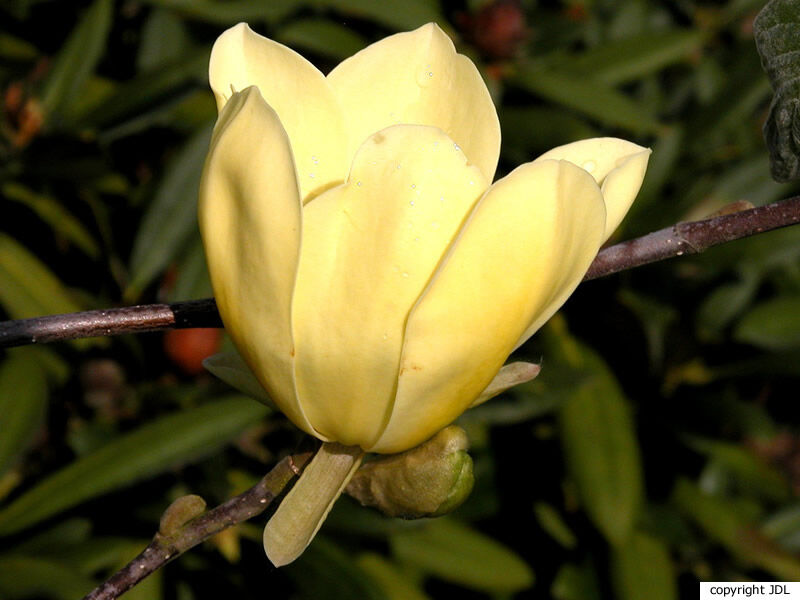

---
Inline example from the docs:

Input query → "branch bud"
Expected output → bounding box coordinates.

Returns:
[159,494,207,537]
[346,425,474,518]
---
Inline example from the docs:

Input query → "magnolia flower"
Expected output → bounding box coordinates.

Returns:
[199,21,651,566]
[199,22,650,456]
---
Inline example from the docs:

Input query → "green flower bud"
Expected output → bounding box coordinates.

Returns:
[159,494,206,537]
[345,425,474,518]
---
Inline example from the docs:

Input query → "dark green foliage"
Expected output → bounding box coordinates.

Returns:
[1,1,800,599]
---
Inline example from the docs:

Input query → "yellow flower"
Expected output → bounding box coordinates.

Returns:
[199,22,650,455]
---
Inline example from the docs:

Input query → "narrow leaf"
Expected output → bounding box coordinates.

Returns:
[126,123,213,300]
[512,63,662,134]
[611,531,677,600]
[390,518,534,593]
[277,19,367,60]
[0,555,95,600]
[315,0,445,31]
[40,0,113,123]
[0,233,83,319]
[138,0,297,24]
[568,30,707,85]
[559,351,644,546]
[0,397,267,536]
[0,350,48,477]
[735,295,800,350]
[3,182,100,258]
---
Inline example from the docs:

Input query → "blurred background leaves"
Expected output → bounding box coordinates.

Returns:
[2,0,800,598]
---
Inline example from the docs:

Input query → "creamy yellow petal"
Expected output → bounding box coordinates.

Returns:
[371,160,606,453]
[327,23,501,183]
[293,125,487,449]
[198,86,318,438]
[209,23,348,200]
[534,137,650,240]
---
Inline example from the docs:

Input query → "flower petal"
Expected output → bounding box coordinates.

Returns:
[293,125,487,449]
[198,86,318,438]
[209,23,348,200]
[534,137,650,240]
[327,23,501,183]
[371,160,606,453]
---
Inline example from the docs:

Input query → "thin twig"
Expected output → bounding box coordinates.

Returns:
[584,196,800,279]
[2,196,800,349]
[82,450,313,600]
[0,298,221,348]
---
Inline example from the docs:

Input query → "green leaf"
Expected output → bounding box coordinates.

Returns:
[125,123,213,300]
[138,0,298,24]
[696,271,759,340]
[390,518,534,593]
[39,0,113,124]
[673,479,800,580]
[534,502,577,549]
[0,350,49,478]
[618,289,678,368]
[763,504,800,551]
[13,519,92,557]
[755,0,800,181]
[0,396,267,536]
[559,341,644,546]
[0,233,83,319]
[285,536,386,600]
[3,182,100,258]
[611,532,677,600]
[566,30,707,86]
[552,563,601,600]
[203,351,275,407]
[0,555,96,600]
[0,32,38,61]
[356,553,431,600]
[277,19,367,60]
[138,8,191,71]
[167,234,213,302]
[83,50,209,128]
[313,0,445,31]
[511,62,663,135]
[686,436,791,503]
[499,107,597,164]
[735,295,800,350]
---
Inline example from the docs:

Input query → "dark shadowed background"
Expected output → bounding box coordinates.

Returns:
[1,1,799,599]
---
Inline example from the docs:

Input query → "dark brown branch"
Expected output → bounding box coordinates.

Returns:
[584,196,800,280]
[82,451,312,600]
[0,298,221,348]
[3,196,800,350]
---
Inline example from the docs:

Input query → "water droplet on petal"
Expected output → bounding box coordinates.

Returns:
[401,271,409,278]
[453,143,461,151]
[410,183,416,189]
[356,181,362,187]
[416,64,434,87]
[409,200,415,206]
